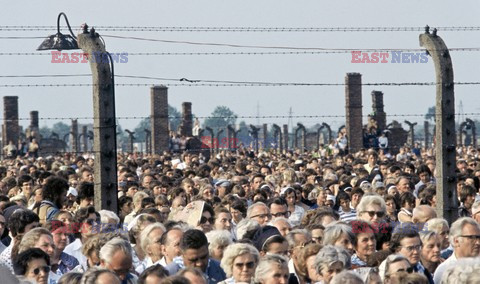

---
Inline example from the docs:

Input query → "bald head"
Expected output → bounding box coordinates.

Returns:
[412,205,437,224]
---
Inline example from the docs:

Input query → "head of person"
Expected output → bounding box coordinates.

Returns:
[271,217,292,237]
[426,218,450,250]
[395,176,411,194]
[356,195,386,223]
[140,223,166,263]
[230,200,246,224]
[472,201,480,224]
[412,205,437,227]
[99,237,133,281]
[196,202,215,233]
[329,270,365,284]
[252,226,289,258]
[213,206,232,231]
[6,208,40,238]
[390,225,422,265]
[128,214,156,245]
[57,272,82,284]
[42,176,69,208]
[314,245,351,284]
[17,227,55,260]
[286,229,312,264]
[247,202,271,226]
[254,254,289,284]
[44,220,69,252]
[77,182,95,208]
[236,218,260,240]
[137,264,169,284]
[419,231,441,265]
[267,197,290,220]
[459,184,477,209]
[74,206,100,240]
[220,243,260,283]
[307,223,325,245]
[180,229,210,272]
[205,229,233,261]
[177,267,207,284]
[160,227,184,264]
[296,243,322,283]
[79,267,121,284]
[449,217,480,258]
[13,248,51,284]
[379,254,412,283]
[323,222,355,255]
[350,220,377,262]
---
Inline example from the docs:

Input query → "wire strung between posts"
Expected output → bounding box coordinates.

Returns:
[2,113,480,122]
[1,48,480,56]
[0,82,478,88]
[2,26,480,32]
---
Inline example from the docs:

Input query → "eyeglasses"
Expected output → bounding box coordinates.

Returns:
[32,266,51,275]
[362,211,385,218]
[460,235,480,241]
[401,244,422,252]
[234,261,255,269]
[200,216,214,224]
[396,266,414,273]
[250,213,272,220]
[272,211,291,218]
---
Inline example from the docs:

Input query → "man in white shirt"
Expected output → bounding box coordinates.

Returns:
[434,217,480,283]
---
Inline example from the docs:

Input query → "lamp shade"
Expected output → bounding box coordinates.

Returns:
[37,32,79,51]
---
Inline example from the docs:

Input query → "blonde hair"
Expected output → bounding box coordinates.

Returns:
[17,227,52,256]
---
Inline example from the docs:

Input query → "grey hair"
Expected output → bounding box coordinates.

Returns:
[99,237,132,264]
[378,254,409,282]
[356,195,386,215]
[140,223,166,256]
[323,223,355,246]
[270,217,291,227]
[254,254,289,283]
[58,272,82,284]
[236,218,260,240]
[330,270,364,284]
[426,218,449,234]
[205,230,233,256]
[80,267,120,284]
[441,257,480,284]
[99,210,120,224]
[314,245,351,274]
[285,229,312,249]
[247,202,268,218]
[220,243,259,277]
[472,201,480,213]
[449,217,480,246]
[419,230,437,245]
[18,227,53,255]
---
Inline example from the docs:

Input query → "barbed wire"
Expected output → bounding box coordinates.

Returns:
[1,48,480,56]
[0,81,478,88]
[3,113,480,122]
[1,26,480,32]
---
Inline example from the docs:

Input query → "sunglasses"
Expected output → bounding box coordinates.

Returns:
[396,266,414,273]
[362,211,385,218]
[32,266,51,275]
[200,216,214,224]
[234,261,255,269]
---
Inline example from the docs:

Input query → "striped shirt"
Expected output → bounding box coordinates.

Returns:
[338,208,357,222]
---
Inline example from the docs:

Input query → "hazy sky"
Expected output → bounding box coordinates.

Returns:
[1,0,480,133]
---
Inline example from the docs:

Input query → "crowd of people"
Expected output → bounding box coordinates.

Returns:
[0,142,479,284]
